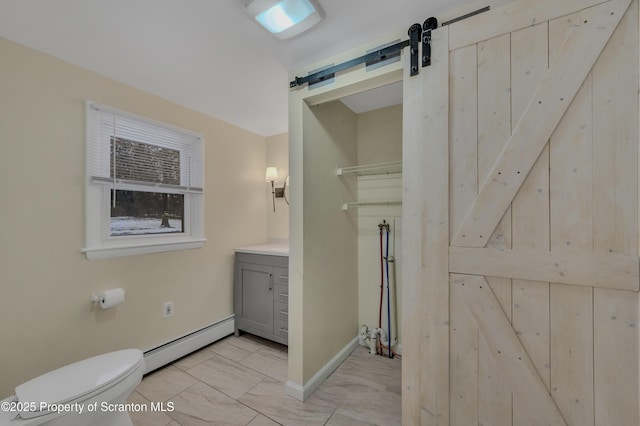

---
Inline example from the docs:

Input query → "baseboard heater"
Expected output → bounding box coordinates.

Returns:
[142,315,235,374]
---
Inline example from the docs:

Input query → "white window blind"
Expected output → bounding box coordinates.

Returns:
[87,102,204,193]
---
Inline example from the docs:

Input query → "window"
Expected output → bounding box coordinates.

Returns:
[83,101,205,259]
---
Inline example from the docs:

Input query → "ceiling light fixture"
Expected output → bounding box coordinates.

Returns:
[242,0,324,40]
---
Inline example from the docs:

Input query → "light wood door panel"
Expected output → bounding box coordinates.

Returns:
[402,0,639,424]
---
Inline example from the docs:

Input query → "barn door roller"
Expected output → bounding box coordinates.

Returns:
[408,23,422,76]
[422,17,438,68]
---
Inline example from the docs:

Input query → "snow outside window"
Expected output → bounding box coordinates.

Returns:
[83,101,205,260]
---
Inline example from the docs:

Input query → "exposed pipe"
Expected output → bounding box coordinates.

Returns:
[377,326,402,359]
[378,222,384,330]
[378,327,388,348]
[368,327,379,354]
[359,325,402,358]
[379,341,402,359]
[359,325,382,355]
[385,224,393,358]
[369,220,401,359]
[390,219,398,349]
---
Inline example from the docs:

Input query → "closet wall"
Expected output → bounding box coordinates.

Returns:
[299,100,359,383]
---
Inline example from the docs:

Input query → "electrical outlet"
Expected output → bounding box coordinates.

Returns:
[163,301,174,318]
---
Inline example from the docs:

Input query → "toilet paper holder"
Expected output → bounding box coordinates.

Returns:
[90,288,125,309]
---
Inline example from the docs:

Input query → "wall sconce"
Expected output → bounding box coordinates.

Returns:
[266,166,279,212]
[265,167,288,212]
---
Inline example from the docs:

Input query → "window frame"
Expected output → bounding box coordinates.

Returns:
[83,101,205,260]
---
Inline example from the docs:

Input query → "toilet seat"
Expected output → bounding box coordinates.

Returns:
[14,349,143,420]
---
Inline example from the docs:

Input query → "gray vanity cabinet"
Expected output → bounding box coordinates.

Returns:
[234,252,288,345]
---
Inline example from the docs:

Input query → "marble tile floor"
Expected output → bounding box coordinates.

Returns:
[129,334,401,426]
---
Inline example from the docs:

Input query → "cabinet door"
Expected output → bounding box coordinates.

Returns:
[236,262,274,333]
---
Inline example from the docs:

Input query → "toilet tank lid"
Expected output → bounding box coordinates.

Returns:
[15,349,143,418]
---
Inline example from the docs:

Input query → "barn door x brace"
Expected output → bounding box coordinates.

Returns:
[288,7,489,89]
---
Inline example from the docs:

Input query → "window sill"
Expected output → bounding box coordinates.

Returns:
[82,238,206,260]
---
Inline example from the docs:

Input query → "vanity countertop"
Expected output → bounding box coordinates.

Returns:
[234,242,289,256]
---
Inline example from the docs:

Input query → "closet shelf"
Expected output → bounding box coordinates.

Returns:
[336,161,402,176]
[342,201,402,211]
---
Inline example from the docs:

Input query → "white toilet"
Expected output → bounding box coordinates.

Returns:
[0,349,144,426]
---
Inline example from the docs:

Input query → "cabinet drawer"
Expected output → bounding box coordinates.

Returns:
[274,284,288,304]
[235,253,288,268]
[274,267,288,286]
[274,318,288,340]
[274,301,288,321]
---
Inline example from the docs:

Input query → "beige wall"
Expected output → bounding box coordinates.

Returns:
[266,133,289,240]
[356,104,402,165]
[0,36,268,397]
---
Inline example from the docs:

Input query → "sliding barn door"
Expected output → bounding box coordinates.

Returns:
[403,0,640,425]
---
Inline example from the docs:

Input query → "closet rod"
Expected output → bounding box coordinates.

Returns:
[342,201,402,211]
[337,161,402,176]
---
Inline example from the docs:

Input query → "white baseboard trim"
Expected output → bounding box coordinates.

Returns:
[285,336,359,401]
[143,316,234,374]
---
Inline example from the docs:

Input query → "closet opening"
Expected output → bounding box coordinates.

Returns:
[301,79,404,369]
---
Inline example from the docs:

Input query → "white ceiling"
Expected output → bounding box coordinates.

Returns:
[0,0,471,136]
[340,81,404,114]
